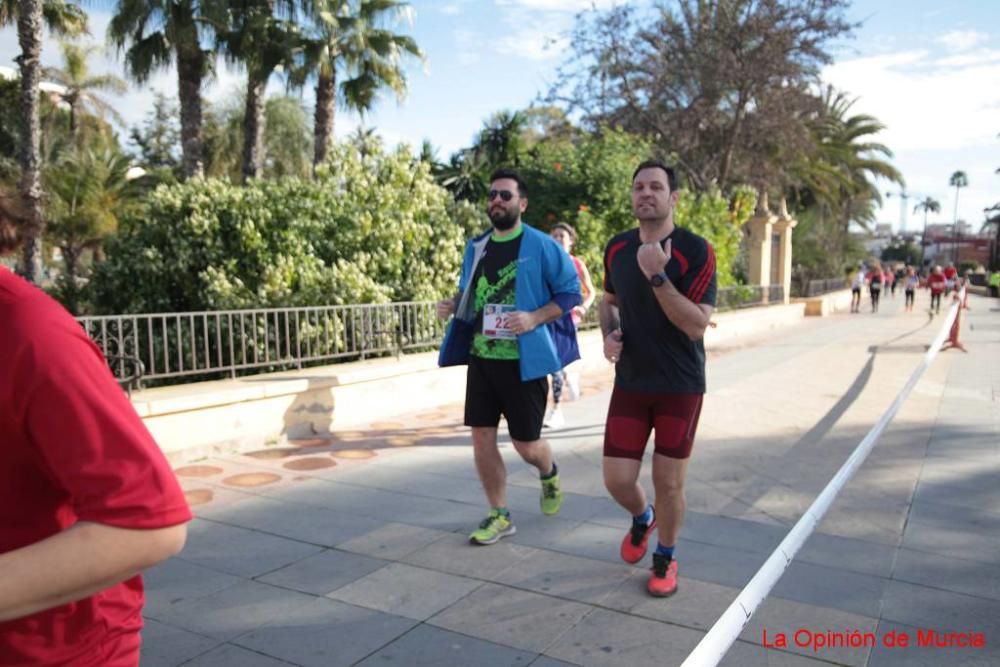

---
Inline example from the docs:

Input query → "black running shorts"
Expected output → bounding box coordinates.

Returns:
[464,355,548,442]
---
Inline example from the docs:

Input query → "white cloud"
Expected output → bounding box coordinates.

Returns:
[822,49,1000,152]
[933,48,1000,68]
[493,30,568,61]
[935,29,989,52]
[439,3,462,15]
[823,45,1000,229]
[494,0,617,10]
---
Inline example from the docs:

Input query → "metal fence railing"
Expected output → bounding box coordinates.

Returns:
[794,277,848,298]
[78,285,786,388]
[77,302,444,388]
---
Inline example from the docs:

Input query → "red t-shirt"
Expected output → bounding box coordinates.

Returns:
[927,274,947,294]
[943,266,958,281]
[0,269,191,667]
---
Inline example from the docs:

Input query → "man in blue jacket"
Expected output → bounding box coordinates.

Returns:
[438,168,580,545]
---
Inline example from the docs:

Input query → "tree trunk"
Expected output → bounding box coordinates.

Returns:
[16,0,45,284]
[69,99,78,138]
[312,69,336,171]
[241,74,266,183]
[718,100,746,190]
[61,244,80,314]
[177,44,205,179]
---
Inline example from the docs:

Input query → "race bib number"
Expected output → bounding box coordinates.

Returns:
[483,303,516,340]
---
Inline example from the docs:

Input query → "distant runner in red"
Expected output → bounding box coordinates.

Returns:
[600,160,716,598]
[943,263,958,296]
[0,195,191,667]
[927,265,947,314]
[867,262,884,313]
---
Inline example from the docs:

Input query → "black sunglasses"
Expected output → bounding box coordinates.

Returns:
[488,189,515,202]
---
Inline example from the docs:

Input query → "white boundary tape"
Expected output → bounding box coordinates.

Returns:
[680,289,965,667]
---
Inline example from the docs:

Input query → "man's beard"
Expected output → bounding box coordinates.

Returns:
[490,208,518,231]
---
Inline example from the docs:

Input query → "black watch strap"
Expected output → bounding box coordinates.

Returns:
[649,272,668,287]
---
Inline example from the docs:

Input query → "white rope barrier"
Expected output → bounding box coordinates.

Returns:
[680,289,965,667]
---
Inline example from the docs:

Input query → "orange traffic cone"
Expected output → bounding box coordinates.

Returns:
[941,291,968,353]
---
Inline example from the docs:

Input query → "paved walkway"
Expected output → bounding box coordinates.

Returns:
[142,291,1000,667]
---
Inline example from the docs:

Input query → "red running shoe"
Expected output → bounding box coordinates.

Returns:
[620,519,656,564]
[647,553,678,597]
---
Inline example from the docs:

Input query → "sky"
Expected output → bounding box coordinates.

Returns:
[1,0,998,233]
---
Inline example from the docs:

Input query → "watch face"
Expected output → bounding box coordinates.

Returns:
[650,273,666,287]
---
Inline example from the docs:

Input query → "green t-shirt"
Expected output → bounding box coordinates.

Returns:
[471,227,523,360]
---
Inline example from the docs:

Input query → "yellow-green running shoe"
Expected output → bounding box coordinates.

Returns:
[469,509,516,545]
[540,472,563,515]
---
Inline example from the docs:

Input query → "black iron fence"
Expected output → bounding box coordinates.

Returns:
[79,285,786,387]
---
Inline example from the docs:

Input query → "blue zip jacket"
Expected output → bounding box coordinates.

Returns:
[438,223,581,381]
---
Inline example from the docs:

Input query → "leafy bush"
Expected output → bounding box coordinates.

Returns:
[89,142,484,314]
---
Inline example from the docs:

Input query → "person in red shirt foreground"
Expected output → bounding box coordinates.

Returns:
[927,265,947,314]
[0,196,191,667]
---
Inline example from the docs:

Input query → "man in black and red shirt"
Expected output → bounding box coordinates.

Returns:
[599,160,716,598]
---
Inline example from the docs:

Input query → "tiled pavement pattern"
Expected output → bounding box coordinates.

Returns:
[143,293,999,666]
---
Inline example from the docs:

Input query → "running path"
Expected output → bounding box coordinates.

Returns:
[142,292,999,667]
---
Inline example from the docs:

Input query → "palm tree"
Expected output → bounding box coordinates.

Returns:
[477,110,527,167]
[786,88,902,274]
[216,0,303,183]
[46,41,128,140]
[914,196,940,267]
[294,0,421,170]
[348,125,379,158]
[948,170,969,265]
[108,0,213,178]
[440,147,488,202]
[949,170,968,229]
[1,0,86,33]
[201,92,311,180]
[5,0,87,282]
[44,144,136,312]
[813,90,902,233]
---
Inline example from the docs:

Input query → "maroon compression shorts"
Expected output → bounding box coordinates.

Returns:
[603,387,703,460]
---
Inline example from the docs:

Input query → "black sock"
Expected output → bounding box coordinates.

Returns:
[541,461,558,480]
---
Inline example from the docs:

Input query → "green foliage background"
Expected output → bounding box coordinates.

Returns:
[88,143,484,314]
[512,127,754,288]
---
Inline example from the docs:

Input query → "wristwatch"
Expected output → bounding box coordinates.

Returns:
[649,272,668,287]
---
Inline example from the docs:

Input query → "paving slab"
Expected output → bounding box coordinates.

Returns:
[428,583,593,653]
[142,558,242,619]
[178,518,324,578]
[355,623,538,667]
[879,579,1000,637]
[181,643,297,666]
[867,620,999,667]
[198,495,388,548]
[256,549,388,596]
[233,597,417,667]
[335,522,455,560]
[544,608,703,666]
[402,532,541,581]
[328,562,483,620]
[138,619,219,667]
[154,580,316,641]
[492,550,635,606]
